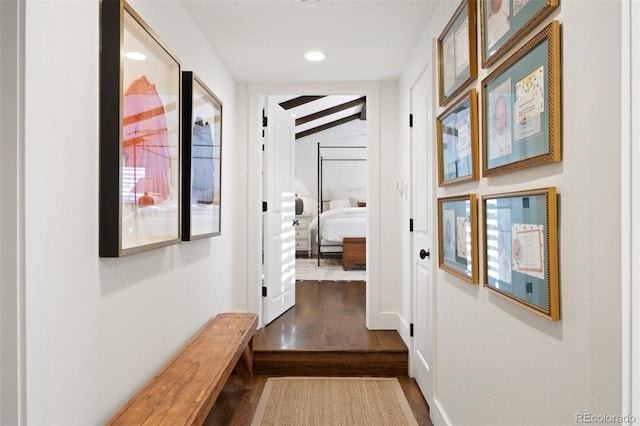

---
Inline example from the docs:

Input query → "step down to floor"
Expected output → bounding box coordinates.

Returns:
[253,349,408,376]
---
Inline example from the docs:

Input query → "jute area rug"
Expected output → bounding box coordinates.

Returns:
[251,377,418,426]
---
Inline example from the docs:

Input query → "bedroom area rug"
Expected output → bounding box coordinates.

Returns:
[295,257,366,281]
[250,377,418,426]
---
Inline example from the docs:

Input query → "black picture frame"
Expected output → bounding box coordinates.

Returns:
[181,72,223,240]
[99,0,182,257]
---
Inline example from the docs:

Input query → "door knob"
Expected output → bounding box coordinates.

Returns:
[419,249,430,260]
[293,219,299,226]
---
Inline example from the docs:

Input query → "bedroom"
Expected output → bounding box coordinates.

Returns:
[278,95,369,280]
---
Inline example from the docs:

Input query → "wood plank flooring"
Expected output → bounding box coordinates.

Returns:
[253,280,408,376]
[205,280,432,425]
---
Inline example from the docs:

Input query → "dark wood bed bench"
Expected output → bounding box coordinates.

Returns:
[342,237,366,270]
[107,312,258,426]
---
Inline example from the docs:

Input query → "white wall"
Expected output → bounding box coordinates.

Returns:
[400,0,622,423]
[296,119,368,206]
[23,1,242,423]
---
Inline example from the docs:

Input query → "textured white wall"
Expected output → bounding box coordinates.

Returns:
[400,0,622,424]
[23,1,241,423]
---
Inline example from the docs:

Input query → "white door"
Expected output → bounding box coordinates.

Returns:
[411,67,435,404]
[262,97,296,325]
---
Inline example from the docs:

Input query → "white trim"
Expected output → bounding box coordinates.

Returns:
[0,0,26,423]
[630,0,640,419]
[246,81,383,329]
[430,398,453,426]
[621,0,640,422]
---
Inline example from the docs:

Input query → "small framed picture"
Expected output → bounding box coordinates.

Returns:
[99,0,181,257]
[480,0,559,68]
[438,194,478,284]
[482,187,559,320]
[436,89,479,186]
[481,20,561,177]
[437,0,478,106]
[182,72,223,240]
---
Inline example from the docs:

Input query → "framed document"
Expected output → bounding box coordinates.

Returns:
[438,194,478,284]
[437,0,478,106]
[436,89,479,186]
[481,20,560,177]
[99,0,182,257]
[182,72,223,240]
[482,187,559,320]
[480,0,558,68]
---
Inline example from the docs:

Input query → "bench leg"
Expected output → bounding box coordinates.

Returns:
[233,338,253,385]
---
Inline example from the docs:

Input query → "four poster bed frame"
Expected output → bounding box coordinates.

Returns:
[316,143,367,269]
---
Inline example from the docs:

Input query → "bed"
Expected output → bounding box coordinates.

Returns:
[310,206,367,269]
[314,143,368,269]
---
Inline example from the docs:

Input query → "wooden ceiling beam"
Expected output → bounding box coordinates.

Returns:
[295,96,366,126]
[278,95,327,110]
[295,113,361,140]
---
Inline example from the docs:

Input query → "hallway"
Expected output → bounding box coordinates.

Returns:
[205,281,432,425]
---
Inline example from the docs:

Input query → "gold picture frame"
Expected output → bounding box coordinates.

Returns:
[436,89,479,186]
[481,20,561,177]
[480,0,559,68]
[438,194,478,284]
[482,187,559,320]
[437,0,478,107]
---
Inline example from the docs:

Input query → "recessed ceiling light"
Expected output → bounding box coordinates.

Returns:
[124,51,146,61]
[304,51,326,62]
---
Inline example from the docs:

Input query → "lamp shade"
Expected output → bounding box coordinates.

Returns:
[294,178,311,196]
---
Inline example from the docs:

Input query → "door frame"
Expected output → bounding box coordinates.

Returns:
[0,0,27,423]
[621,0,639,420]
[246,82,386,329]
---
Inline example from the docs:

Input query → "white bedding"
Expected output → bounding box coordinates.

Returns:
[310,207,366,243]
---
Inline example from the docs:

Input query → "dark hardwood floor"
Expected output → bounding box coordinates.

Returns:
[206,280,433,425]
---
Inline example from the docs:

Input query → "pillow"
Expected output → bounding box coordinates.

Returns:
[329,199,351,210]
[347,187,366,201]
[327,188,350,201]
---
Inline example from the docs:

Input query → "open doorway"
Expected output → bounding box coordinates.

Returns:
[272,95,369,283]
[247,82,386,331]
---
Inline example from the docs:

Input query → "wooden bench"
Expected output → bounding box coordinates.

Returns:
[107,312,258,425]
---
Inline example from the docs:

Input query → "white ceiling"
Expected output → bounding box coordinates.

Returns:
[182,0,441,83]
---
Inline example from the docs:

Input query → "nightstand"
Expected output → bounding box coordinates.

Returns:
[295,213,313,257]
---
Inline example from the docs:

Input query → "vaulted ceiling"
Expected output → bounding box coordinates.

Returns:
[273,95,366,140]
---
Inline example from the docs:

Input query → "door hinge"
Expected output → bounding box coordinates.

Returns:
[409,113,413,128]
[262,143,265,151]
[409,218,414,232]
[262,116,268,127]
[262,201,268,212]
[262,286,267,297]
[410,323,414,337]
